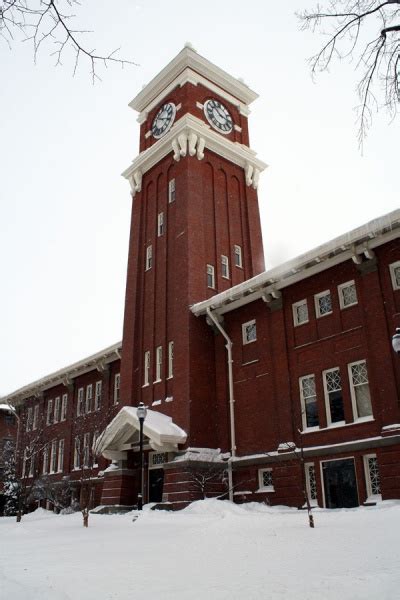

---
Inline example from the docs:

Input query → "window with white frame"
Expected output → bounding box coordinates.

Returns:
[145,245,153,271]
[42,445,49,475]
[348,360,372,420]
[258,468,274,491]
[293,299,309,326]
[77,388,84,417]
[46,399,53,426]
[26,407,33,432]
[32,405,39,431]
[323,367,345,425]
[305,463,318,504]
[221,255,229,279]
[167,341,174,379]
[54,396,61,423]
[157,212,165,236]
[144,351,150,386]
[61,393,68,421]
[234,244,243,268]
[94,381,102,411]
[85,384,93,414]
[363,454,381,500]
[114,373,120,404]
[50,439,57,473]
[338,280,358,309]
[74,437,81,469]
[22,448,28,478]
[242,319,257,344]
[299,375,319,429]
[57,439,64,472]
[155,346,162,382]
[207,264,215,289]
[28,452,35,478]
[389,261,400,291]
[92,431,99,467]
[83,433,90,467]
[168,178,175,203]
[314,290,332,318]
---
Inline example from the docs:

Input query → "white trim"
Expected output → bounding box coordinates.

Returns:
[145,245,153,271]
[257,468,274,492]
[167,341,174,379]
[144,351,150,387]
[46,399,53,425]
[314,290,332,318]
[61,393,68,421]
[389,260,400,290]
[50,439,57,474]
[363,453,381,501]
[114,373,121,405]
[292,299,309,326]
[234,244,243,268]
[85,384,93,414]
[77,387,84,417]
[322,367,345,427]
[242,319,257,345]
[168,178,175,203]
[53,396,61,423]
[157,211,164,237]
[26,407,32,432]
[338,280,358,309]
[299,374,319,431]
[221,255,230,279]
[32,404,39,430]
[155,346,162,383]
[95,381,102,411]
[207,264,215,289]
[304,462,318,506]
[348,359,373,421]
[57,439,64,473]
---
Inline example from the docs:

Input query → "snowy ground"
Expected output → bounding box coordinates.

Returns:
[1,500,400,600]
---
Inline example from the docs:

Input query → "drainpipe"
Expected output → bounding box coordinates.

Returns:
[206,308,236,502]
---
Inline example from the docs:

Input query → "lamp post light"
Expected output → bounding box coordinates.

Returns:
[136,402,147,511]
[392,328,400,355]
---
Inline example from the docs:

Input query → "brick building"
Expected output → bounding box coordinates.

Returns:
[2,46,400,511]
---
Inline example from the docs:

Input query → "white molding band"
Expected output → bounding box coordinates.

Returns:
[123,113,267,196]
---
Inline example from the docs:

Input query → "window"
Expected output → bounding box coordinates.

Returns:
[242,319,257,344]
[207,264,215,289]
[157,212,165,236]
[92,431,99,467]
[338,280,358,309]
[155,346,162,382]
[28,452,35,478]
[32,405,39,430]
[94,381,102,411]
[167,341,174,379]
[363,454,381,500]
[389,261,400,290]
[85,384,93,414]
[348,360,372,420]
[46,399,53,426]
[42,445,49,475]
[57,439,64,472]
[74,437,80,469]
[83,433,90,467]
[293,299,309,326]
[323,367,345,425]
[61,394,68,421]
[145,244,153,271]
[221,255,229,279]
[305,463,318,505]
[26,407,33,432]
[114,373,120,404]
[299,375,319,429]
[314,290,332,318]
[234,244,243,268]
[149,452,168,468]
[144,351,150,386]
[54,396,60,423]
[168,178,176,203]
[77,388,84,416]
[258,468,274,491]
[22,448,28,478]
[50,439,57,474]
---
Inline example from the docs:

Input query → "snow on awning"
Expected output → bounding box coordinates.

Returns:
[95,406,187,458]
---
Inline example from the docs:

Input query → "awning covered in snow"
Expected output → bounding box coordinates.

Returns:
[95,406,187,459]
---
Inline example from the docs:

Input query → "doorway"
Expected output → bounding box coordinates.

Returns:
[322,458,359,508]
[148,468,164,503]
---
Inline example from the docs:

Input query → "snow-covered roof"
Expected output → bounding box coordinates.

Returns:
[191,209,400,317]
[95,406,187,457]
[4,342,122,406]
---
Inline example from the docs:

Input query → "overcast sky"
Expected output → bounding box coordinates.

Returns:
[1,0,398,395]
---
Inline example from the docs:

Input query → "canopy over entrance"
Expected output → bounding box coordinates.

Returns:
[95,406,187,460]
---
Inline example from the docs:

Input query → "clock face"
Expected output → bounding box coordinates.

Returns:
[151,103,176,139]
[204,99,233,134]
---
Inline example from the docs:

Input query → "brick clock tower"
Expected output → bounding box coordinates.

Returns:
[119,45,267,505]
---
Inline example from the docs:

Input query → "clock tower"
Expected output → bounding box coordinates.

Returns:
[119,45,267,500]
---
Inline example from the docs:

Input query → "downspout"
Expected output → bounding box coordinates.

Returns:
[206,307,236,502]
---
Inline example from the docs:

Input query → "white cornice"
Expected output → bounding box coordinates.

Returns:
[4,342,122,405]
[129,46,258,114]
[191,209,400,317]
[122,113,267,193]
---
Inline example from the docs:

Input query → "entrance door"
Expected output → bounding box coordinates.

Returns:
[149,468,164,503]
[322,458,359,508]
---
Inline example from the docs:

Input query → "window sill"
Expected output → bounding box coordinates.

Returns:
[255,487,275,493]
[301,418,375,434]
[316,312,333,319]
[242,359,259,366]
[153,379,162,384]
[294,321,309,327]
[142,383,150,388]
[340,302,358,310]
[166,376,173,381]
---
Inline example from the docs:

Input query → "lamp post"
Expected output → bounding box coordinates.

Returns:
[136,402,147,511]
[392,328,400,355]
